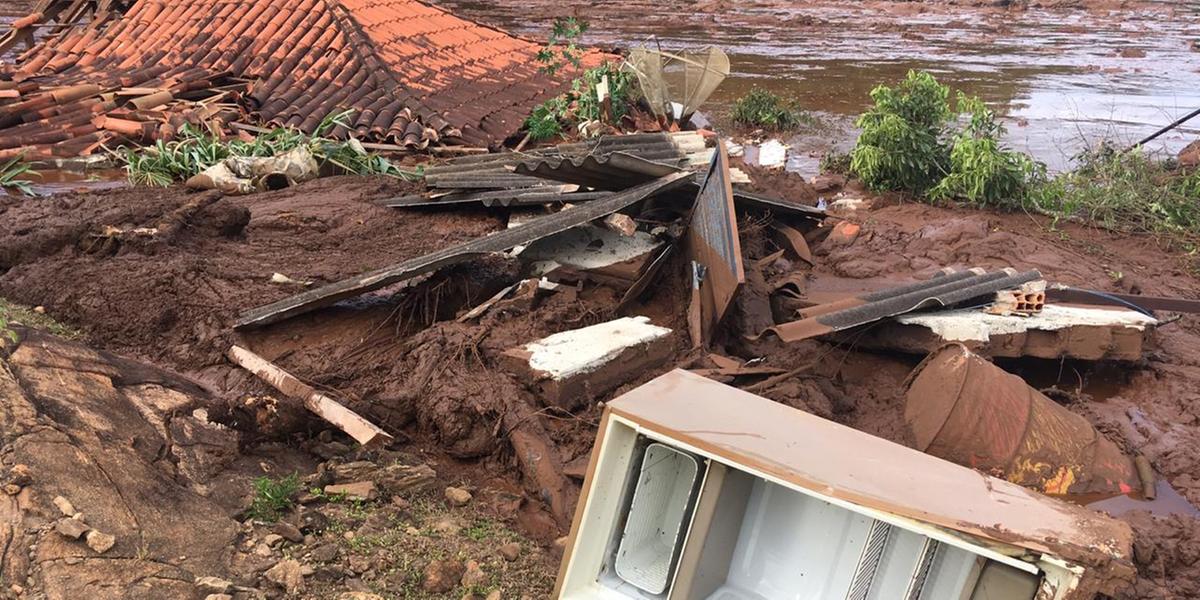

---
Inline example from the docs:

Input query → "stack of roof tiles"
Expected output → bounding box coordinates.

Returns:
[0,0,599,159]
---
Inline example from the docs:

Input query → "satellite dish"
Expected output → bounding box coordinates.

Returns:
[626,45,729,122]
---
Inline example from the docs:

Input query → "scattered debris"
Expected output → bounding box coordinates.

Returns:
[186,146,319,195]
[905,344,1140,495]
[501,316,672,409]
[850,303,1157,360]
[227,345,392,448]
[237,172,692,327]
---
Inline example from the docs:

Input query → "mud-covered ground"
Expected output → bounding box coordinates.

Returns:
[2,164,1200,597]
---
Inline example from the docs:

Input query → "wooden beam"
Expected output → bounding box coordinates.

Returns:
[226,345,392,448]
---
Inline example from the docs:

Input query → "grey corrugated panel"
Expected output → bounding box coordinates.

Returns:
[767,270,1043,342]
[426,174,555,189]
[514,151,683,190]
[422,142,690,180]
[378,189,613,208]
[236,171,694,328]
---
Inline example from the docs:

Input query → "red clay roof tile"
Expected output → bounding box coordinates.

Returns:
[0,0,609,156]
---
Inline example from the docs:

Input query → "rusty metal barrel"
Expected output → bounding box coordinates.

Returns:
[904,343,1138,496]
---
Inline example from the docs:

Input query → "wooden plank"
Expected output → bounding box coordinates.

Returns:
[227,345,392,448]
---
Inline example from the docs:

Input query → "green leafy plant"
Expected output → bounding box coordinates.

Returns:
[819,150,852,175]
[121,111,418,187]
[536,17,589,76]
[731,89,812,131]
[247,473,301,522]
[929,94,1044,207]
[524,96,567,142]
[0,156,38,196]
[1027,146,1200,249]
[523,62,634,141]
[850,70,954,194]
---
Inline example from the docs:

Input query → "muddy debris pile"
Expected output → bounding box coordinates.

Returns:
[0,128,1199,598]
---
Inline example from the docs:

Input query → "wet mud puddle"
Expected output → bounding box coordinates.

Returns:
[1086,480,1200,520]
[434,0,1200,173]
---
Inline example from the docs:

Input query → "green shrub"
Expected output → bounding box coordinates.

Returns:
[731,89,810,131]
[850,70,953,194]
[247,473,301,522]
[930,94,1044,207]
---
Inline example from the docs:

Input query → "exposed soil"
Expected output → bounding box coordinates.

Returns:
[2,167,1200,597]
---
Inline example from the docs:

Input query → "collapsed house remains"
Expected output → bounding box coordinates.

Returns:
[0,0,600,160]
[0,1,1196,597]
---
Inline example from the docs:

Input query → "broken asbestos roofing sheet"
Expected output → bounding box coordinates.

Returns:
[236,171,693,328]
[766,267,1043,342]
[0,0,601,159]
[600,369,1135,585]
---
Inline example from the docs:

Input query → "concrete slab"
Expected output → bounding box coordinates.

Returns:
[844,304,1157,360]
[502,316,673,409]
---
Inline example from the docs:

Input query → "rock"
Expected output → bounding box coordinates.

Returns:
[7,464,31,487]
[253,542,275,557]
[204,595,232,600]
[263,533,284,547]
[297,508,330,533]
[825,221,862,247]
[195,576,232,594]
[324,481,376,501]
[498,542,521,562]
[331,462,436,497]
[348,554,372,574]
[54,518,89,540]
[485,591,501,600]
[337,594,384,600]
[3,484,20,496]
[86,530,115,554]
[810,173,846,194]
[460,560,487,587]
[272,521,304,543]
[9,584,23,595]
[602,213,637,236]
[52,496,77,517]
[554,536,569,550]
[308,543,338,563]
[444,486,472,507]
[431,518,461,535]
[422,559,465,593]
[264,558,305,593]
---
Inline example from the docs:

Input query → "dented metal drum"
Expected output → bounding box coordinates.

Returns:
[905,343,1138,496]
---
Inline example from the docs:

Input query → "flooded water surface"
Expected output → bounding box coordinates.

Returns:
[435,0,1200,172]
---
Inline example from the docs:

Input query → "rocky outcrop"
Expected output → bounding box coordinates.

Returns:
[0,329,241,599]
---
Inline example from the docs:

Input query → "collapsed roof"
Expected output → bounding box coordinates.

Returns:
[0,0,600,159]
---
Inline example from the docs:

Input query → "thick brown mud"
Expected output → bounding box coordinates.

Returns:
[2,173,1199,596]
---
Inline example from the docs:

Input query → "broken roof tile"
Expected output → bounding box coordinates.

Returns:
[0,0,608,156]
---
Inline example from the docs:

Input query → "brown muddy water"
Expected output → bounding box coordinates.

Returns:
[435,0,1200,174]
